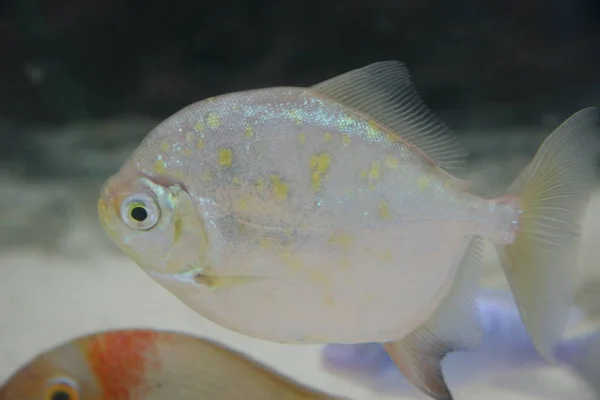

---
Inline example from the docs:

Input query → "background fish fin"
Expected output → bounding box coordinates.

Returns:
[383,236,484,400]
[312,61,468,177]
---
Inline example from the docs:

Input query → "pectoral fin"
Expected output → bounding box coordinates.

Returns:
[383,236,484,400]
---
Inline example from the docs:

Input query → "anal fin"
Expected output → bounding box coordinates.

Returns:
[383,236,485,400]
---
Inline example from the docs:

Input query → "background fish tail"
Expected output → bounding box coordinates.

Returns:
[494,107,598,362]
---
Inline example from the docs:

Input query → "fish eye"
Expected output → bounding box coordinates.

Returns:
[121,193,160,230]
[45,377,79,400]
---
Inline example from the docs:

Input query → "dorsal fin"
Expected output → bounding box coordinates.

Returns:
[312,61,468,177]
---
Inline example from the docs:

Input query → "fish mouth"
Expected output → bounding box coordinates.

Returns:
[149,265,264,291]
[150,265,217,286]
[148,269,219,291]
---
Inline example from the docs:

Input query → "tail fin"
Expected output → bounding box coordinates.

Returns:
[495,107,598,362]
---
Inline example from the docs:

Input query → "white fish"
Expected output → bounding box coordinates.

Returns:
[97,61,598,399]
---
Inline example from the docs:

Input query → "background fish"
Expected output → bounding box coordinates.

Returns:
[97,61,598,399]
[0,328,340,400]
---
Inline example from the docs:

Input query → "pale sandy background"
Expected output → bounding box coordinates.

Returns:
[1,118,600,399]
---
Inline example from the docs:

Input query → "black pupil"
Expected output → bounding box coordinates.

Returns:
[51,390,71,400]
[130,206,148,222]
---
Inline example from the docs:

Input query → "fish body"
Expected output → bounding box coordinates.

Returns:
[101,83,508,344]
[98,61,598,399]
[98,64,515,343]
[0,329,338,400]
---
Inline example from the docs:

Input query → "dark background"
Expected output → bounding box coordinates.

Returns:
[1,0,600,130]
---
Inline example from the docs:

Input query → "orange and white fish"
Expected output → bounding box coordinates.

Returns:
[97,61,598,399]
[0,329,339,400]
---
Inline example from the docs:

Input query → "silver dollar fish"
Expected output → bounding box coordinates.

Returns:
[98,61,598,399]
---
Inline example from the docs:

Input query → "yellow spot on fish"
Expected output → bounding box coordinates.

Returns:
[160,141,170,152]
[298,133,306,145]
[244,124,254,138]
[368,161,381,188]
[329,232,353,250]
[185,131,195,142]
[194,122,204,133]
[232,177,242,186]
[384,155,399,169]
[367,119,380,133]
[338,115,355,130]
[369,161,381,180]
[323,132,332,143]
[382,251,393,262]
[181,147,193,156]
[237,197,248,211]
[236,220,249,234]
[197,138,205,150]
[172,209,183,242]
[207,112,221,129]
[270,175,289,201]
[323,291,335,306]
[359,169,368,179]
[256,178,266,190]
[307,268,334,305]
[218,148,233,168]
[298,220,309,231]
[417,175,430,191]
[201,170,212,182]
[342,134,351,146]
[260,237,270,248]
[153,160,167,174]
[309,153,332,192]
[378,200,391,220]
[288,109,303,125]
[281,249,303,271]
[308,269,328,285]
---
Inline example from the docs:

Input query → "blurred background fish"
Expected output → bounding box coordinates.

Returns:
[0,328,340,400]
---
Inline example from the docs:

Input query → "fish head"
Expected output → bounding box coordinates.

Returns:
[0,336,103,400]
[97,170,210,276]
